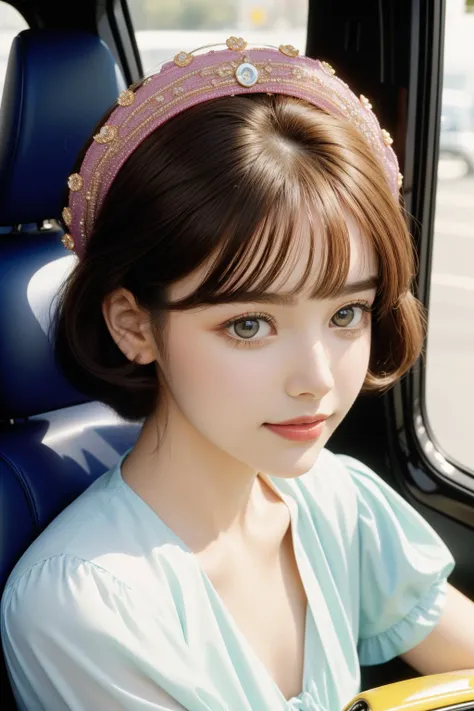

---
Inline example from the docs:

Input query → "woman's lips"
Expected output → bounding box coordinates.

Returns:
[263,419,327,442]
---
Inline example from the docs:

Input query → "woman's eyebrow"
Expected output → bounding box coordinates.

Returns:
[229,276,379,306]
[334,276,379,296]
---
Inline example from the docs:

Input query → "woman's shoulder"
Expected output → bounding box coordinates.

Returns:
[0,458,190,663]
[0,545,189,711]
[4,460,119,586]
[2,454,183,602]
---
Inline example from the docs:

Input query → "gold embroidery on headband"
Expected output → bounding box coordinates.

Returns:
[321,61,336,75]
[61,233,75,251]
[62,207,72,226]
[381,129,393,146]
[174,51,194,67]
[93,125,119,144]
[81,57,396,240]
[279,44,299,57]
[118,89,135,107]
[226,37,247,51]
[68,173,83,192]
[216,63,234,78]
[84,140,122,238]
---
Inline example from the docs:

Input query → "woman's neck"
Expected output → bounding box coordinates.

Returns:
[121,409,284,555]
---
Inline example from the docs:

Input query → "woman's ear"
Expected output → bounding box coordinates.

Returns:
[102,288,157,365]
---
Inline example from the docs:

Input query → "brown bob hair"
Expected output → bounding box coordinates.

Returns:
[54,93,424,422]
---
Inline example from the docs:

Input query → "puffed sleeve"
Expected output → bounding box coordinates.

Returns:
[1,555,221,711]
[337,455,456,666]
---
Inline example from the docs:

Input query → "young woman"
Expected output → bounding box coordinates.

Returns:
[2,38,474,711]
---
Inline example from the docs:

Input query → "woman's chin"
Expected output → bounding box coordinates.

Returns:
[259,438,329,479]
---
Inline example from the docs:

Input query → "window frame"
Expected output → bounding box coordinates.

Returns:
[386,0,474,525]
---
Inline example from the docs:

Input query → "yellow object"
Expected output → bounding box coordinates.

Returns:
[249,7,267,26]
[343,672,474,711]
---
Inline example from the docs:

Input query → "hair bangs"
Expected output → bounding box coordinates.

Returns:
[333,178,414,318]
[165,168,357,310]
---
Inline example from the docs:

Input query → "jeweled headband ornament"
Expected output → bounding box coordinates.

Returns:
[61,37,402,257]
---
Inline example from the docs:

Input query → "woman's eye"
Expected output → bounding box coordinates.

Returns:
[330,303,371,329]
[224,314,274,343]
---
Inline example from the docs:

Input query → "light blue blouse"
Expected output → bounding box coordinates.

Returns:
[1,448,455,711]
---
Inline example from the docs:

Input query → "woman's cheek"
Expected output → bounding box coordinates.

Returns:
[333,331,372,405]
[166,323,267,407]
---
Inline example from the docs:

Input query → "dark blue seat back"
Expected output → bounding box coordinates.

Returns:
[0,29,126,223]
[0,30,141,707]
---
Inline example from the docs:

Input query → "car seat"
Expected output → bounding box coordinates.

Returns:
[0,29,141,707]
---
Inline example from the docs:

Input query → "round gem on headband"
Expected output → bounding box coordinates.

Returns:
[279,44,299,57]
[174,51,194,67]
[62,207,72,226]
[226,36,247,51]
[93,125,119,144]
[61,233,75,251]
[360,94,372,110]
[235,62,259,87]
[68,173,83,192]
[118,89,135,107]
[398,172,403,188]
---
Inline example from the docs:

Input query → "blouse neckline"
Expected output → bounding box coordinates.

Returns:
[114,451,318,707]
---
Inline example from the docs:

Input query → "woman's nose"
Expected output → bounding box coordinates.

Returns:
[286,340,335,399]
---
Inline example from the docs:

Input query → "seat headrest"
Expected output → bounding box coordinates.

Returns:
[0,232,89,418]
[0,29,126,225]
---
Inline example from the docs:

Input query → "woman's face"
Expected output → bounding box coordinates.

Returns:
[158,217,378,478]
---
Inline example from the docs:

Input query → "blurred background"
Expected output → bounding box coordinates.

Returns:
[0,0,473,472]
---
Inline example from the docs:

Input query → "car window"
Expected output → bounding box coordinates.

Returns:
[0,2,28,102]
[127,0,309,76]
[425,0,474,470]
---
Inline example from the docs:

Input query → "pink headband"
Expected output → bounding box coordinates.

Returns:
[61,38,402,258]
